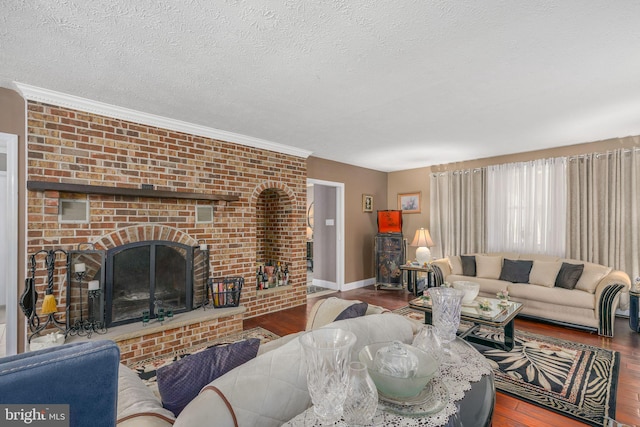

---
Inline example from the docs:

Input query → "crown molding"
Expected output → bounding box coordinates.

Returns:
[14,82,312,159]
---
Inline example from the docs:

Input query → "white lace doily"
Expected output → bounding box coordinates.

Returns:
[283,339,492,427]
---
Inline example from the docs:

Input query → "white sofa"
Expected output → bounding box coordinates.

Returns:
[431,252,631,337]
[116,298,417,426]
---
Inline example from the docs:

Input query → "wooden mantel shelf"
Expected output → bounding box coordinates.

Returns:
[27,180,240,203]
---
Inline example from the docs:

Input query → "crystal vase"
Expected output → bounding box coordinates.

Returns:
[427,287,465,365]
[300,328,357,425]
[343,361,378,426]
[412,324,444,364]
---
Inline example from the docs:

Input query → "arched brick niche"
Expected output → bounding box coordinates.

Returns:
[254,183,297,270]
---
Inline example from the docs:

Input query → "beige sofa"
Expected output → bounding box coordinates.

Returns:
[431,252,630,337]
[116,298,415,427]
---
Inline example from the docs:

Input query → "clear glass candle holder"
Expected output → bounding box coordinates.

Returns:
[142,310,150,326]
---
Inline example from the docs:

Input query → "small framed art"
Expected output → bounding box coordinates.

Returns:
[398,192,421,214]
[362,194,374,212]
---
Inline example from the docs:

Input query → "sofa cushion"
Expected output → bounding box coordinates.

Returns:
[447,275,508,296]
[117,364,176,426]
[334,302,368,321]
[157,338,260,416]
[522,253,562,262]
[574,262,612,294]
[305,297,388,330]
[460,255,476,276]
[499,259,533,283]
[507,283,595,310]
[555,262,585,290]
[528,260,563,287]
[449,256,463,275]
[476,255,502,279]
[490,252,521,261]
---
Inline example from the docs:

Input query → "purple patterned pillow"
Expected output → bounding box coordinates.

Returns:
[157,338,260,416]
[334,302,368,321]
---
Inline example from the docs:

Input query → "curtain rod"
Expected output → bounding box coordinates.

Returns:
[431,168,483,178]
[568,147,640,161]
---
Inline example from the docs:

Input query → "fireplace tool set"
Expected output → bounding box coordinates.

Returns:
[19,249,107,343]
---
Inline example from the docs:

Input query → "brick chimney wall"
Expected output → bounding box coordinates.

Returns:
[25,101,308,321]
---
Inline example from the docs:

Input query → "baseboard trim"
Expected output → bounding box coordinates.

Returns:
[342,277,376,292]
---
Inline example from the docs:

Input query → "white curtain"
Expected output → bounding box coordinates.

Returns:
[486,157,567,256]
[567,148,640,281]
[430,168,486,258]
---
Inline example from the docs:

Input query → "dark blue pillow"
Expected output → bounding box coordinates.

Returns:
[157,338,260,416]
[555,262,584,290]
[499,259,533,283]
[461,255,477,276]
[334,302,368,321]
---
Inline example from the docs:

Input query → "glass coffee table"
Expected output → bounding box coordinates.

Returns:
[409,297,524,351]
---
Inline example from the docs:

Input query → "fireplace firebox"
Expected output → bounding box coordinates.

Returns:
[106,241,194,326]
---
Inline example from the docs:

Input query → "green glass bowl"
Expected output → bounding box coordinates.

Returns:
[359,342,439,399]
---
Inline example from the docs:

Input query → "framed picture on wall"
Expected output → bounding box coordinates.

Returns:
[398,192,421,214]
[362,194,374,212]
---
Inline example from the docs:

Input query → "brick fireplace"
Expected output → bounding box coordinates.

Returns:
[24,100,308,358]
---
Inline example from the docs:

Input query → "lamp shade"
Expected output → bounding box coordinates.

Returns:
[410,228,434,248]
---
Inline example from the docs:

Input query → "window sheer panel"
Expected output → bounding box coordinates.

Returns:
[487,158,566,256]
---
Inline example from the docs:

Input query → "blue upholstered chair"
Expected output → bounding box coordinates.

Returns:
[0,340,120,427]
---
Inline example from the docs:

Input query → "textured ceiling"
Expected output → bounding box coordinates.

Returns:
[2,1,640,172]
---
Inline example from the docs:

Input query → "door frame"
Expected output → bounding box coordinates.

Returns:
[0,132,18,355]
[306,178,345,291]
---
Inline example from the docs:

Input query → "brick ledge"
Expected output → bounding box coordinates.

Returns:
[66,305,245,343]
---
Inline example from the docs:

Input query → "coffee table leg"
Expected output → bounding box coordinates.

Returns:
[462,319,517,351]
[503,319,516,351]
[424,311,432,325]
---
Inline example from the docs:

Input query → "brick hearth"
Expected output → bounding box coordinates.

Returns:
[67,306,245,365]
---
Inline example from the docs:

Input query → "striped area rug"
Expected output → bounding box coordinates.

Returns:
[394,306,620,427]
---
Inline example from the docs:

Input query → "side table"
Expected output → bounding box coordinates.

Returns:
[630,290,640,332]
[400,264,434,296]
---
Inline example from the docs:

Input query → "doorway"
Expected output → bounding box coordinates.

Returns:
[306,179,344,295]
[0,132,18,357]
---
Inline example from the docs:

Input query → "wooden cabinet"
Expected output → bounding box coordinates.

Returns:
[374,233,406,290]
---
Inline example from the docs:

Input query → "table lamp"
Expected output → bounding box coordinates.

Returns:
[410,228,434,265]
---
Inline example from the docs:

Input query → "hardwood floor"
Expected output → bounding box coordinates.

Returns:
[244,286,640,427]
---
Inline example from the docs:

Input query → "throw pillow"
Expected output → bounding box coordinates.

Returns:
[574,262,612,294]
[460,255,476,276]
[555,262,585,290]
[334,302,368,321]
[529,260,562,287]
[157,338,260,416]
[449,256,463,275]
[475,255,503,279]
[499,259,533,283]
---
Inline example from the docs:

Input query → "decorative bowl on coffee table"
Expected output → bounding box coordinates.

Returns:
[452,281,480,305]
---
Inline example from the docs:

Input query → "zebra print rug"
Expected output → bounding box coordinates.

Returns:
[394,307,620,427]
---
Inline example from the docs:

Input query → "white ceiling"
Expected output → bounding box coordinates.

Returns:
[2,1,640,172]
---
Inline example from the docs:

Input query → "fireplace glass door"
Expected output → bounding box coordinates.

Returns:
[106,241,193,326]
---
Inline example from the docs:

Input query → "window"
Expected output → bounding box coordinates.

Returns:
[486,158,566,256]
